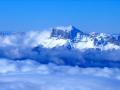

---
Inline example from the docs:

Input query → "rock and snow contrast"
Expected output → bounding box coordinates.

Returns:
[0,25,120,90]
[1,25,120,50]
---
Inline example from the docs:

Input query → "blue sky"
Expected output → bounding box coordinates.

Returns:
[0,0,120,33]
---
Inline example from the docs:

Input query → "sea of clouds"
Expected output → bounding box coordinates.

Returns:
[0,31,120,71]
[0,31,120,90]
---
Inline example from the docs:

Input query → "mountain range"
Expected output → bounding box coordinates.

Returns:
[0,25,120,68]
[38,25,120,50]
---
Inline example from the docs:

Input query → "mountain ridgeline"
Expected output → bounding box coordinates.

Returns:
[0,25,120,68]
[50,26,120,47]
[51,26,85,40]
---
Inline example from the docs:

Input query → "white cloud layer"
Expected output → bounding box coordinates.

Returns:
[0,31,120,90]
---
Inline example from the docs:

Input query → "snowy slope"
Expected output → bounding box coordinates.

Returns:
[0,25,120,50]
[49,25,120,50]
[32,25,120,50]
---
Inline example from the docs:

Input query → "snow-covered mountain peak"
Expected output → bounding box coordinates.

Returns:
[53,25,83,33]
[50,25,84,40]
[55,25,73,31]
[0,25,119,50]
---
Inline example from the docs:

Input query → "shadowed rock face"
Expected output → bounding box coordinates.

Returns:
[50,26,84,40]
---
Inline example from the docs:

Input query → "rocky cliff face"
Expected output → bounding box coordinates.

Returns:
[49,25,120,50]
[50,26,85,41]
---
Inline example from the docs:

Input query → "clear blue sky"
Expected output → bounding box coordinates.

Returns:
[0,0,120,33]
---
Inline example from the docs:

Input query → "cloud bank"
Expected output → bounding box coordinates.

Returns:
[0,31,120,68]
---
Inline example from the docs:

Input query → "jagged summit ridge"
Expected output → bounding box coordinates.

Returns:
[54,25,74,32]
[51,25,84,40]
[0,25,120,50]
[49,25,120,50]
